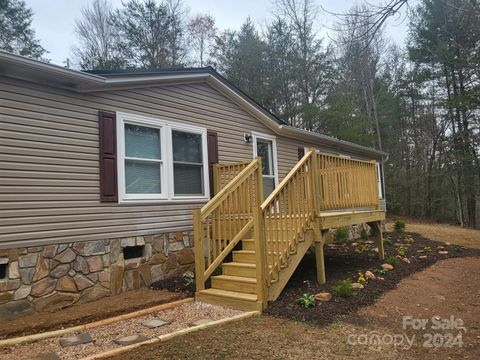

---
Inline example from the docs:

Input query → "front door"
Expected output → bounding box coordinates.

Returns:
[253,133,278,199]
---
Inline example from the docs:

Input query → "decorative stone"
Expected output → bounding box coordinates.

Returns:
[123,270,141,290]
[150,265,165,282]
[177,249,194,265]
[121,237,136,248]
[57,244,69,253]
[14,285,31,300]
[28,247,43,253]
[438,250,449,255]
[0,279,21,292]
[86,255,103,272]
[8,261,20,279]
[110,260,125,296]
[19,253,38,268]
[98,269,110,287]
[152,235,164,252]
[20,267,35,284]
[136,236,145,246]
[29,351,60,360]
[125,259,141,269]
[351,282,364,290]
[42,245,58,259]
[114,334,149,346]
[74,240,107,256]
[0,257,8,264]
[190,318,213,326]
[168,241,184,252]
[365,271,376,280]
[82,284,110,302]
[144,244,152,261]
[0,300,34,321]
[110,240,121,264]
[162,255,177,274]
[73,256,89,275]
[49,259,60,270]
[381,263,394,270]
[419,255,428,259]
[102,254,110,268]
[139,264,151,286]
[59,333,93,347]
[56,276,77,292]
[55,249,76,264]
[31,277,56,297]
[33,256,49,281]
[150,252,167,265]
[87,273,99,283]
[33,291,80,312]
[0,291,13,304]
[401,257,411,264]
[142,319,168,328]
[74,274,94,291]
[314,292,332,302]
[51,264,70,278]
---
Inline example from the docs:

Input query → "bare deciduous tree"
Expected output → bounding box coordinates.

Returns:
[188,14,215,67]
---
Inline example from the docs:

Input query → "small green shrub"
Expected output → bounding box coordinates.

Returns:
[360,227,369,241]
[183,272,195,291]
[297,293,315,308]
[374,268,388,276]
[354,244,368,254]
[334,227,349,243]
[396,246,407,257]
[333,279,353,298]
[357,272,368,285]
[385,256,400,267]
[423,246,432,254]
[384,236,392,245]
[394,220,406,233]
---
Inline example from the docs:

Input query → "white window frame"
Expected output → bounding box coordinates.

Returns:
[117,112,210,204]
[376,162,384,200]
[252,131,279,189]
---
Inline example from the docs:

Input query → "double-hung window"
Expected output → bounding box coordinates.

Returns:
[117,112,209,203]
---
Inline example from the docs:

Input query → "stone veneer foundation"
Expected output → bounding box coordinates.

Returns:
[0,231,194,321]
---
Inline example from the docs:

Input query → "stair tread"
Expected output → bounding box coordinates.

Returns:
[222,262,256,268]
[199,288,258,302]
[233,250,255,254]
[212,275,256,283]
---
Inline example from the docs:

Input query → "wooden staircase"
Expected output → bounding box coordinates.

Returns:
[193,150,385,311]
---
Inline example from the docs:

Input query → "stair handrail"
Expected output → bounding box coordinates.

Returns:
[259,149,317,284]
[194,158,262,291]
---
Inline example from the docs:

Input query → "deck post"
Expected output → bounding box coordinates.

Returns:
[193,210,205,291]
[309,148,320,215]
[367,220,385,260]
[314,226,328,285]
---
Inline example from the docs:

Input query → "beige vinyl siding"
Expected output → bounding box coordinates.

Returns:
[0,77,276,249]
[0,77,380,249]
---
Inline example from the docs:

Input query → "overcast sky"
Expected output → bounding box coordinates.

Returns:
[25,0,412,67]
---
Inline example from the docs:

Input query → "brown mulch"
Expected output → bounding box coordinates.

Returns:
[0,288,189,340]
[264,232,480,325]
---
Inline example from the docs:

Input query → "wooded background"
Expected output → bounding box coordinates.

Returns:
[2,0,479,228]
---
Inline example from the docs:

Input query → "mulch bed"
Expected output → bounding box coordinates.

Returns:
[265,231,480,325]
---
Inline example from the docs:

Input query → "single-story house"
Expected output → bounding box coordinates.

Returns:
[0,51,387,319]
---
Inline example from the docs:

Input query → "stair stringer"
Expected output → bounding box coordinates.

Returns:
[266,227,315,302]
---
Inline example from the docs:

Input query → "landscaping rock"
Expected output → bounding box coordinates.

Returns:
[0,300,33,321]
[74,274,94,291]
[59,333,93,347]
[351,282,364,290]
[314,292,332,302]
[33,291,80,311]
[381,263,394,270]
[56,276,77,292]
[401,257,411,264]
[31,277,56,297]
[419,255,428,260]
[55,249,76,264]
[190,318,214,326]
[142,319,169,328]
[29,352,60,360]
[365,271,376,280]
[438,250,449,255]
[114,334,149,346]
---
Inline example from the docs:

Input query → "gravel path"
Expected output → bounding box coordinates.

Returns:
[0,302,242,360]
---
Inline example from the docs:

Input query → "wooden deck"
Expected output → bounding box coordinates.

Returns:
[194,150,385,311]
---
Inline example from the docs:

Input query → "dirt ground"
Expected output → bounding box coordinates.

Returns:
[386,219,480,249]
[115,256,480,360]
[0,289,188,339]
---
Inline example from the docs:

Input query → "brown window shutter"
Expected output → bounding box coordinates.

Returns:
[207,130,219,196]
[298,147,305,161]
[99,111,118,202]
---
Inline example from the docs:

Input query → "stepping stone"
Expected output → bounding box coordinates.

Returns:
[141,319,169,329]
[114,334,149,346]
[59,333,93,348]
[28,352,60,360]
[190,318,214,327]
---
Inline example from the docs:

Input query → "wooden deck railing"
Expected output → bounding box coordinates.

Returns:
[315,153,380,211]
[213,161,252,193]
[259,149,316,285]
[193,158,263,291]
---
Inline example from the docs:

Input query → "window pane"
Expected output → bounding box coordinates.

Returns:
[125,160,161,194]
[263,177,275,198]
[174,164,203,195]
[257,141,271,175]
[172,131,202,163]
[125,124,161,159]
